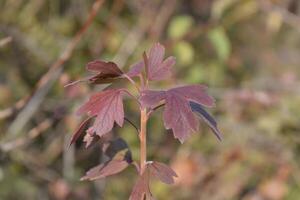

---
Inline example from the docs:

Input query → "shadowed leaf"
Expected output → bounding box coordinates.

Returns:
[69,117,93,147]
[86,60,124,84]
[103,138,132,163]
[190,101,222,141]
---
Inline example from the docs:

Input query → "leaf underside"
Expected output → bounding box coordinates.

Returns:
[69,116,93,147]
[190,101,222,141]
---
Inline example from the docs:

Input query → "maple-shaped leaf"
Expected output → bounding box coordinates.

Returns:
[140,85,215,143]
[190,101,222,141]
[80,160,129,181]
[69,117,93,147]
[129,169,155,200]
[148,161,178,185]
[77,89,128,137]
[127,43,176,81]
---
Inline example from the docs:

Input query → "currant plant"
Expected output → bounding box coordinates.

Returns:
[68,43,221,199]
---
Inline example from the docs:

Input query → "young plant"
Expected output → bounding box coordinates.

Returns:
[69,43,221,199]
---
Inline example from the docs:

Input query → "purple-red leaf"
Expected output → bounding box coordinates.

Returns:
[69,117,93,147]
[169,85,215,107]
[126,61,144,77]
[127,43,175,81]
[147,43,175,81]
[148,161,178,185]
[86,60,124,84]
[129,169,154,200]
[140,85,215,143]
[164,91,199,143]
[190,101,222,141]
[65,60,124,87]
[80,160,129,181]
[81,138,132,181]
[77,89,126,137]
[140,90,165,109]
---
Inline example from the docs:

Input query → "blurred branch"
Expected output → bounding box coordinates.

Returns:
[149,0,177,40]
[259,0,300,33]
[0,119,53,152]
[0,36,12,47]
[112,5,153,66]
[113,1,165,66]
[4,0,105,136]
[0,98,27,120]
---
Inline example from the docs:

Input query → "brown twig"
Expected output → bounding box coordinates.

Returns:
[139,108,148,174]
[5,0,105,136]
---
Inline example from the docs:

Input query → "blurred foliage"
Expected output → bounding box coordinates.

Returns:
[1,0,300,199]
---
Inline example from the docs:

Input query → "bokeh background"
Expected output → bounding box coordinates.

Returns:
[1,0,300,199]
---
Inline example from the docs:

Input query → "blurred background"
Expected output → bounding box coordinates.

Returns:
[1,0,300,199]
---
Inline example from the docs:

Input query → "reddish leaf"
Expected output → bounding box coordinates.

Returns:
[80,160,129,181]
[139,90,165,109]
[69,117,93,147]
[77,89,127,137]
[140,85,215,143]
[148,161,178,184]
[127,43,175,81]
[190,101,222,141]
[169,85,215,107]
[65,60,124,87]
[164,91,199,142]
[147,43,175,81]
[129,170,154,200]
[81,138,133,181]
[126,61,144,77]
[86,60,123,84]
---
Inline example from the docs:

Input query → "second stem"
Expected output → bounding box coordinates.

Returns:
[139,108,147,174]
